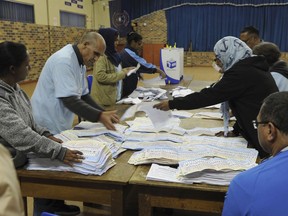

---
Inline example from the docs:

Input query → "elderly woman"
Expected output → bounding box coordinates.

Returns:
[154,36,278,158]
[0,41,83,215]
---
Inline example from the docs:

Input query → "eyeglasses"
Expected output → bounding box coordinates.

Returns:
[252,120,269,129]
[252,120,280,130]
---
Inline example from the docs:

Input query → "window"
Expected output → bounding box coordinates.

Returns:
[0,0,35,23]
[60,11,86,28]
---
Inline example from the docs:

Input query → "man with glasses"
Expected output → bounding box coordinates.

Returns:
[240,26,261,49]
[222,92,288,216]
[32,32,119,135]
[31,32,120,215]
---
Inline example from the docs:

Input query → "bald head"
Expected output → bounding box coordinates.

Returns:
[80,32,106,55]
[78,32,106,67]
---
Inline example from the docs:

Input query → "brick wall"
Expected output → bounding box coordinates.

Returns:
[132,10,167,44]
[0,20,50,81]
[0,20,90,82]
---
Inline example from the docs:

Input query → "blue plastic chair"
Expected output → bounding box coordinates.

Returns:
[41,212,58,216]
[87,75,93,94]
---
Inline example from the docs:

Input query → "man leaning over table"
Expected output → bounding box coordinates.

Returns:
[31,32,119,135]
[222,92,288,216]
[31,32,121,215]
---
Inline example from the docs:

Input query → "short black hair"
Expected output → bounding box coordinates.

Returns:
[253,42,281,66]
[241,26,260,38]
[260,92,288,135]
[0,41,27,77]
[126,31,142,45]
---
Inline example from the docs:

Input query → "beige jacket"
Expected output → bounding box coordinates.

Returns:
[0,144,25,216]
[91,55,126,106]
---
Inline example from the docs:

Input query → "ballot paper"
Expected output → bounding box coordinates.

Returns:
[141,76,166,87]
[124,116,184,135]
[128,147,194,165]
[128,87,167,100]
[26,140,116,175]
[171,110,194,118]
[120,101,173,128]
[116,97,142,105]
[185,127,233,136]
[177,157,257,177]
[127,63,140,76]
[193,111,236,121]
[146,156,257,186]
[171,86,194,98]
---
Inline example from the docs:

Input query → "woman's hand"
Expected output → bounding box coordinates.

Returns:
[63,149,84,166]
[153,100,170,111]
[156,68,166,79]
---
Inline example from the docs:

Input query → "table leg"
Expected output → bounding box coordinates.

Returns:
[139,193,152,216]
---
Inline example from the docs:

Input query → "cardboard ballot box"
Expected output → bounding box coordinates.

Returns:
[160,48,184,84]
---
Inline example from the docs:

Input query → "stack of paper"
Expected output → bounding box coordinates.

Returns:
[120,102,174,129]
[171,86,194,98]
[146,155,257,186]
[128,86,167,100]
[176,157,257,185]
[125,116,185,135]
[128,147,194,165]
[26,140,116,175]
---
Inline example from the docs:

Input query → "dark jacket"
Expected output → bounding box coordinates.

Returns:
[120,46,157,98]
[169,56,278,158]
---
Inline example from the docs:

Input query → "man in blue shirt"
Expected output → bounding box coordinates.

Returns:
[31,32,119,134]
[31,32,120,215]
[222,92,288,216]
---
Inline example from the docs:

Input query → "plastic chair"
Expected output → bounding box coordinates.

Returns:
[41,212,58,216]
[87,75,93,94]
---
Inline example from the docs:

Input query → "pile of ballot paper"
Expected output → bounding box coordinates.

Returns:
[26,140,116,175]
[145,145,258,185]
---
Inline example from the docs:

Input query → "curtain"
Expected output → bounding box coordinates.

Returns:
[166,4,288,51]
[0,1,34,23]
[60,11,86,28]
[121,0,288,51]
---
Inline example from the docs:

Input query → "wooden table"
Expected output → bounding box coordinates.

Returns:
[18,79,226,216]
[130,165,228,216]
[17,151,136,216]
[127,80,229,216]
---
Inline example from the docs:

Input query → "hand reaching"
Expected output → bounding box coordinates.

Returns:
[153,100,170,111]
[99,110,119,131]
[156,68,166,79]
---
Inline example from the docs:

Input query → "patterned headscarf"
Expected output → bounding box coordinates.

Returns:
[98,28,121,66]
[214,36,252,72]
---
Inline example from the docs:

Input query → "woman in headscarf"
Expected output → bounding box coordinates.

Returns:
[91,28,133,106]
[154,36,278,158]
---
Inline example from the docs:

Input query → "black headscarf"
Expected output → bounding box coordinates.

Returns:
[98,28,121,66]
